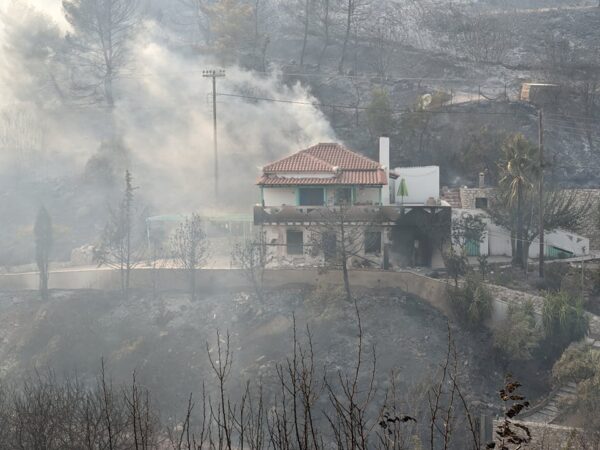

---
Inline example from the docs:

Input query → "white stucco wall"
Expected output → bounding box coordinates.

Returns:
[452,209,590,258]
[485,223,589,258]
[533,230,589,258]
[263,187,296,206]
[392,166,439,205]
[263,224,391,268]
[355,187,380,205]
[262,186,382,207]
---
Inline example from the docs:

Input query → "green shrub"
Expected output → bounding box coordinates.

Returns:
[552,343,600,386]
[493,300,542,361]
[448,273,493,330]
[578,372,600,432]
[443,250,468,286]
[552,344,600,433]
[542,291,589,357]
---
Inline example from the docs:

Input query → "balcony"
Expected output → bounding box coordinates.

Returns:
[254,205,406,225]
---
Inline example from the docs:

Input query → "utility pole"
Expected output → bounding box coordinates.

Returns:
[538,108,545,278]
[202,69,226,198]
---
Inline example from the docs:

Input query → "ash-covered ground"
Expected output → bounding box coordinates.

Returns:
[0,285,534,420]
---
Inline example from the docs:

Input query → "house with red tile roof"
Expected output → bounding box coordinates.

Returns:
[257,142,392,208]
[254,139,452,269]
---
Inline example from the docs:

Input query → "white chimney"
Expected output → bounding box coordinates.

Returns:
[379,137,390,205]
[479,172,485,188]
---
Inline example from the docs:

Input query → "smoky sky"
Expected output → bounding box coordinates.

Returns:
[0,0,336,214]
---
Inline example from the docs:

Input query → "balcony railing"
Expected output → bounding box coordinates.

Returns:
[254,205,406,225]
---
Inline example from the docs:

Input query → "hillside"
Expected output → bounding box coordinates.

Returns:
[0,285,519,418]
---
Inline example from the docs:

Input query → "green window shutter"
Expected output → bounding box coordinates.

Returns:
[465,239,480,257]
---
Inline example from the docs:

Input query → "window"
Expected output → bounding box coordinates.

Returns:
[286,230,304,255]
[334,188,352,205]
[475,197,488,209]
[365,231,382,255]
[322,232,337,262]
[299,188,324,206]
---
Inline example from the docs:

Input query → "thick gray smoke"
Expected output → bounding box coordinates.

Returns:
[0,1,335,214]
[118,22,335,212]
[0,1,335,264]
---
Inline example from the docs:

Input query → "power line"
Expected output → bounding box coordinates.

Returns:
[215,92,528,116]
[119,68,501,84]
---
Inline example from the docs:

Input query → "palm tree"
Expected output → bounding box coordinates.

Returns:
[498,134,538,269]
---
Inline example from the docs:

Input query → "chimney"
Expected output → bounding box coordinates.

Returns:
[379,137,390,205]
[479,172,485,188]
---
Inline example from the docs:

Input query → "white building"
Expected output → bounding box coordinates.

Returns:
[452,208,589,259]
[391,166,440,206]
[254,139,451,269]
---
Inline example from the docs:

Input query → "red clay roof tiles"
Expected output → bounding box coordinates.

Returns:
[259,143,386,186]
[262,143,381,172]
[257,170,387,186]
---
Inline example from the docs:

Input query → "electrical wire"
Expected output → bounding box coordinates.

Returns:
[215,91,529,116]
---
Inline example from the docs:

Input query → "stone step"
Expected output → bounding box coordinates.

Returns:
[544,405,559,413]
[526,412,554,423]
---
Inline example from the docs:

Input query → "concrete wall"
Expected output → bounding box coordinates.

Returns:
[263,187,297,206]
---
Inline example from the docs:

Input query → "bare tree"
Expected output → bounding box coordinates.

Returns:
[231,230,271,302]
[125,371,158,449]
[34,206,53,301]
[94,170,145,299]
[338,0,370,74]
[250,0,272,70]
[0,325,502,450]
[204,0,254,61]
[207,330,234,450]
[316,0,333,68]
[370,25,392,79]
[63,0,139,110]
[299,0,312,66]
[449,9,515,64]
[174,0,214,46]
[171,213,209,301]
[306,203,385,302]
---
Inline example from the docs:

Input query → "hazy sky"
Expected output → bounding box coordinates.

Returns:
[1,0,68,29]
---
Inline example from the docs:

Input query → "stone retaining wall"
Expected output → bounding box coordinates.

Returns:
[0,268,452,315]
[3,267,599,338]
